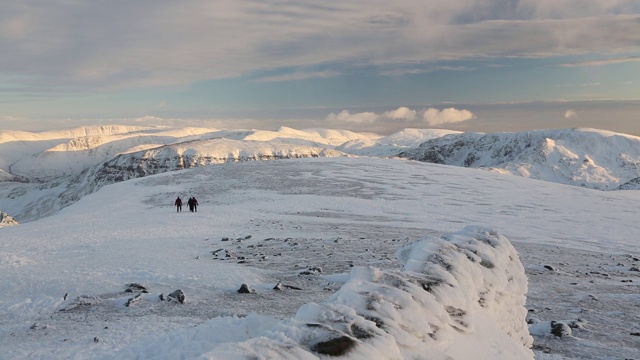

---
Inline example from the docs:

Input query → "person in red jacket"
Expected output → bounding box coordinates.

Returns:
[175,197,182,212]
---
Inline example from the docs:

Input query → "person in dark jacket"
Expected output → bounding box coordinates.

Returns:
[175,197,182,212]
[192,197,199,212]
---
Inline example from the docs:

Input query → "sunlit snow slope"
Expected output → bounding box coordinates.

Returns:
[398,128,640,190]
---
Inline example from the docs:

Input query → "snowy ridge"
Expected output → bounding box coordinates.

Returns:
[85,139,347,191]
[398,128,640,190]
[2,125,640,223]
[113,226,533,359]
[618,176,640,190]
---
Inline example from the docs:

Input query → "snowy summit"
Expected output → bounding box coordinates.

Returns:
[1,125,639,359]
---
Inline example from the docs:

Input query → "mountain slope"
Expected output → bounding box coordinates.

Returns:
[398,128,640,190]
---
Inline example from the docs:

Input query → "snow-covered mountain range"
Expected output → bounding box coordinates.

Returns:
[398,128,640,191]
[1,125,639,223]
[2,125,640,359]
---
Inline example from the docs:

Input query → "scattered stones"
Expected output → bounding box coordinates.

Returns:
[299,267,323,275]
[238,284,255,294]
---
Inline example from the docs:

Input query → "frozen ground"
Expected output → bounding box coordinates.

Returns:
[1,157,639,359]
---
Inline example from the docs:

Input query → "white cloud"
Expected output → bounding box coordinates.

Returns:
[382,107,417,121]
[564,109,578,118]
[422,107,475,126]
[325,110,379,124]
[1,1,639,91]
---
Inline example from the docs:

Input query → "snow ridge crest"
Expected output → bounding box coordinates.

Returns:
[206,226,533,359]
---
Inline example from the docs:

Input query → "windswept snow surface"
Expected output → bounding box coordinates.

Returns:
[1,157,639,359]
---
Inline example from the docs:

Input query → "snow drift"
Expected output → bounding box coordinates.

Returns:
[114,226,533,359]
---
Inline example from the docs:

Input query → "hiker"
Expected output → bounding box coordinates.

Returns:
[175,197,182,212]
[192,197,199,212]
[187,197,195,212]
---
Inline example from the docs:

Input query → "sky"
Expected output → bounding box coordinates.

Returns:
[1,0,639,135]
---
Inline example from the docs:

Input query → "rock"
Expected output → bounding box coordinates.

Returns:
[125,283,149,293]
[283,284,303,290]
[273,282,283,291]
[125,293,143,307]
[310,336,356,356]
[630,267,639,272]
[550,321,572,337]
[543,265,556,271]
[167,289,185,304]
[238,284,255,294]
[94,336,99,343]
[299,267,323,275]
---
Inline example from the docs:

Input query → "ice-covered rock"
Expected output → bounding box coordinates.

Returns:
[132,226,533,359]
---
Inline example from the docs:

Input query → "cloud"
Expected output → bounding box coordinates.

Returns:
[326,106,475,127]
[1,1,640,92]
[422,108,475,126]
[325,110,379,124]
[564,109,578,118]
[382,107,417,121]
[554,83,601,88]
[559,56,640,68]
[253,70,342,83]
[381,66,472,76]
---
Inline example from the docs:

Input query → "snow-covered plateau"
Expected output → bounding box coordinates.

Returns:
[1,125,639,359]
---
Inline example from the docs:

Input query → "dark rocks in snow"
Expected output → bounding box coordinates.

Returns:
[125,283,149,293]
[167,289,185,304]
[60,295,101,312]
[630,332,640,336]
[238,284,255,294]
[299,267,323,275]
[125,293,144,307]
[310,336,356,356]
[284,284,303,290]
[30,323,50,330]
[221,237,230,241]
[94,336,99,343]
[274,282,303,291]
[543,265,556,271]
[567,319,586,330]
[630,267,640,272]
[550,321,572,337]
